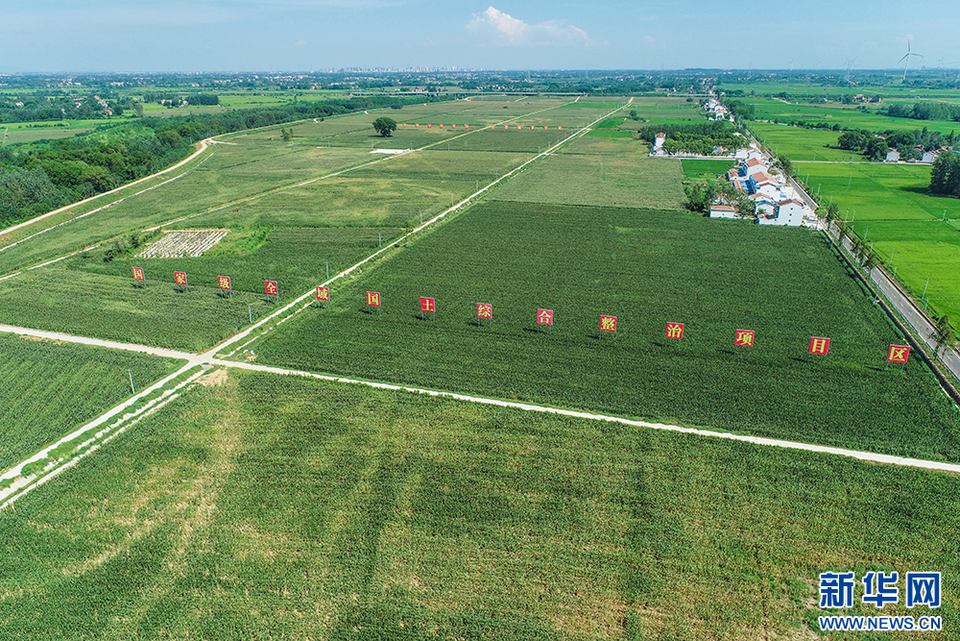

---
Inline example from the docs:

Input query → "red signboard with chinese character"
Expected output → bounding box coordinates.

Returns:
[464,124,469,129]
[367,291,381,307]
[735,329,755,347]
[218,275,231,291]
[427,123,432,128]
[174,271,187,286]
[316,286,330,301]
[887,345,911,363]
[477,303,492,319]
[809,337,831,355]
[537,309,553,326]
[666,322,684,340]
[600,315,617,332]
[132,267,145,281]
[265,280,278,296]
[420,297,435,313]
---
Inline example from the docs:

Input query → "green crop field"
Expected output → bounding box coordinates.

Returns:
[0,226,398,351]
[746,122,854,161]
[4,88,960,641]
[1,126,92,144]
[0,332,181,471]
[791,161,960,327]
[744,97,960,135]
[248,201,960,463]
[0,99,625,350]
[1,369,955,640]
[492,149,685,209]
[681,159,736,182]
[792,162,945,222]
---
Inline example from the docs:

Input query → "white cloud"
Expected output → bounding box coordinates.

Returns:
[466,6,593,48]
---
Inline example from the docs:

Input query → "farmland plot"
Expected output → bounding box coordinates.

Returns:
[0,370,955,639]
[250,202,960,462]
[0,333,180,470]
[491,136,685,209]
[0,227,396,351]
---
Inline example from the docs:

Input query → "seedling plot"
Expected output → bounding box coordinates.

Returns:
[137,229,230,258]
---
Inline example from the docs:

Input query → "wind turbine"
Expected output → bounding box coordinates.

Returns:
[899,39,924,81]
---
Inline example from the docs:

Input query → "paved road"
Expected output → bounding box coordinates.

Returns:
[828,223,960,385]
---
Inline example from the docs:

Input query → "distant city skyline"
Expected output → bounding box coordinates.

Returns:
[2,0,957,73]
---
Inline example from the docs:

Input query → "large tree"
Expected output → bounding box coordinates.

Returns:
[372,116,397,137]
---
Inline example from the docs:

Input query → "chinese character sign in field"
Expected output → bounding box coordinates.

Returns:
[265,280,278,297]
[666,322,684,340]
[316,286,329,302]
[420,297,435,313]
[887,345,910,363]
[600,315,617,332]
[735,330,755,347]
[809,337,831,355]
[537,309,553,326]
[366,291,381,307]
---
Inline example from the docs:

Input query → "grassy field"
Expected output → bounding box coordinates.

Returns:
[248,201,960,462]
[0,369,955,640]
[0,332,181,471]
[0,98,592,273]
[0,99,624,350]
[1,126,92,144]
[680,159,736,182]
[491,136,685,210]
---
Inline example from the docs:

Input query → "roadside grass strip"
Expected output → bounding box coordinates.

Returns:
[0,365,204,509]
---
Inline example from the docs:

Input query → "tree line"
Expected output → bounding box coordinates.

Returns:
[884,102,960,122]
[929,152,960,197]
[637,121,743,156]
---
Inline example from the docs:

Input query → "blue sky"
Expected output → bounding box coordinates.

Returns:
[2,0,958,73]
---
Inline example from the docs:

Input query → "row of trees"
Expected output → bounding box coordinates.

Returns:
[638,122,743,156]
[836,127,955,161]
[885,102,960,122]
[929,151,960,197]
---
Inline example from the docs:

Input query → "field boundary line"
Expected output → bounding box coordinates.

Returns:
[207,359,960,475]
